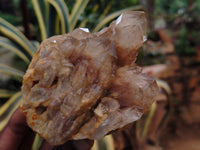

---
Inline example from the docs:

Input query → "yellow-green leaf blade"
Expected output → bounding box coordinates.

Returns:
[93,5,142,32]
[70,0,89,31]
[32,134,44,150]
[0,89,15,98]
[142,102,157,139]
[98,2,112,21]
[32,0,48,40]
[0,92,22,132]
[31,40,40,50]
[91,135,115,150]
[79,18,88,28]
[0,36,30,63]
[48,0,70,34]
[0,63,24,79]
[0,18,37,56]
[156,79,172,95]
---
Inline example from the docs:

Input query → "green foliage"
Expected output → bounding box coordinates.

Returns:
[0,64,24,80]
[175,26,196,56]
[155,0,200,56]
[155,0,200,22]
[0,17,37,56]
[155,0,187,16]
[72,0,140,30]
[0,92,22,131]
[0,12,22,26]
[32,134,44,150]
[0,89,15,98]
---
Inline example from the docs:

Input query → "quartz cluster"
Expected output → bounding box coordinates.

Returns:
[21,11,158,145]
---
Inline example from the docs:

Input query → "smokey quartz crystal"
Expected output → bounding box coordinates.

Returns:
[21,11,158,145]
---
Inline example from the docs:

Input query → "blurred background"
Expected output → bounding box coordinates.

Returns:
[0,0,200,150]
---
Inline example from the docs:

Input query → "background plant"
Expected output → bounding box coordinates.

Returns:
[154,0,200,56]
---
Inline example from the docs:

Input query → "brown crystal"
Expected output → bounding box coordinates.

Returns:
[21,11,158,145]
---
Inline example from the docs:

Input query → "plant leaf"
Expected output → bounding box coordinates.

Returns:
[0,92,22,132]
[48,0,70,34]
[102,135,115,150]
[47,4,57,37]
[55,15,61,35]
[79,18,88,28]
[32,134,44,150]
[70,0,89,31]
[0,17,37,56]
[79,3,99,28]
[0,89,15,98]
[142,102,157,139]
[156,79,172,95]
[98,2,112,21]
[93,5,142,32]
[32,0,48,40]
[91,135,115,150]
[91,140,99,150]
[0,63,24,79]
[31,40,40,50]
[0,36,30,63]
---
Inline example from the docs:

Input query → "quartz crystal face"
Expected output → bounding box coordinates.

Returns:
[21,11,158,145]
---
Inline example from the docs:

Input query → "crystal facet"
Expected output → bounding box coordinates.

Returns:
[79,27,90,32]
[21,11,158,145]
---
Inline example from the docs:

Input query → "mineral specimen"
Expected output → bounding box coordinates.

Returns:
[21,11,158,145]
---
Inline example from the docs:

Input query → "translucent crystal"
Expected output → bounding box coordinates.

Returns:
[21,11,158,145]
[143,35,147,42]
[79,27,90,32]
[116,14,123,25]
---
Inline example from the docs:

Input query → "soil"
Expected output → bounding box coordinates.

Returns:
[162,123,200,150]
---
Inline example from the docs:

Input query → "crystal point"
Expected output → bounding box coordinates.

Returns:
[79,27,90,32]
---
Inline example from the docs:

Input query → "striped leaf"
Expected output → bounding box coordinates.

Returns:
[47,4,57,37]
[31,40,40,50]
[47,5,62,36]
[70,0,89,31]
[0,63,24,79]
[48,0,70,34]
[0,18,37,56]
[0,92,22,132]
[0,89,15,98]
[32,0,48,40]
[93,5,142,32]
[0,36,30,63]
